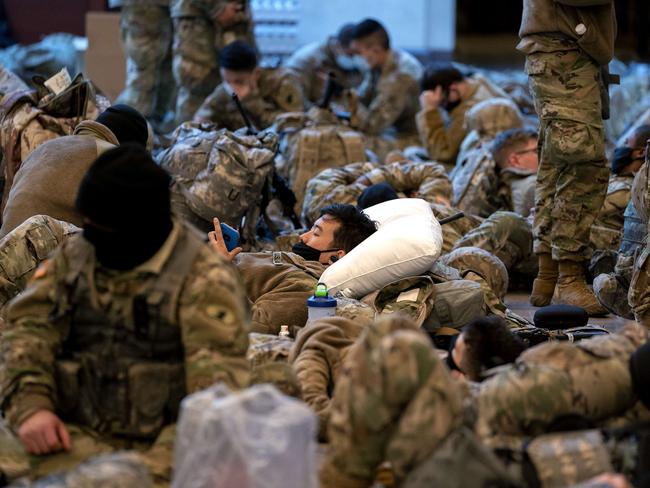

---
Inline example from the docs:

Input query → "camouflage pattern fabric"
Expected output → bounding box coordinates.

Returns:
[283,39,365,105]
[456,96,523,168]
[272,107,366,213]
[416,73,509,165]
[629,242,650,328]
[631,162,649,225]
[429,202,484,255]
[301,160,450,226]
[301,161,379,225]
[527,49,610,261]
[453,210,536,276]
[289,315,369,440]
[440,247,509,300]
[0,222,251,485]
[193,68,305,131]
[0,66,29,98]
[450,143,500,217]
[156,124,277,246]
[0,215,78,313]
[476,324,649,439]
[590,173,634,252]
[171,0,255,124]
[320,315,465,488]
[116,2,175,122]
[366,275,436,327]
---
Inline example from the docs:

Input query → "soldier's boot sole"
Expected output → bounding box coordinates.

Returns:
[529,253,557,307]
[553,260,608,316]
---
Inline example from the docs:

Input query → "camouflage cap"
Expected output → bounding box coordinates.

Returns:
[440,247,509,300]
[465,97,523,139]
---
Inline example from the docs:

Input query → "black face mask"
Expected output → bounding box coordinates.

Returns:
[291,241,339,262]
[446,335,462,373]
[443,98,461,112]
[83,219,172,271]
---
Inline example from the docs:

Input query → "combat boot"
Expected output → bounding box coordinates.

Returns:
[530,253,557,306]
[553,260,607,316]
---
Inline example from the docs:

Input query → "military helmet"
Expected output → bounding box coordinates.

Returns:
[465,97,523,139]
[440,246,509,300]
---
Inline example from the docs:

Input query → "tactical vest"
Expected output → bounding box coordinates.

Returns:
[620,200,647,256]
[53,228,203,439]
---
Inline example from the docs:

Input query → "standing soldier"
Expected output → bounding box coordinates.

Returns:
[171,0,253,125]
[520,0,617,314]
[114,0,176,129]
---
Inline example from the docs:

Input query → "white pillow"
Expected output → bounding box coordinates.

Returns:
[320,198,443,298]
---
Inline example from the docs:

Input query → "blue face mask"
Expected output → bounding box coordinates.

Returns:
[336,54,368,72]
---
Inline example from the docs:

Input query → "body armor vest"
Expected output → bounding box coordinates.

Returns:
[53,226,203,439]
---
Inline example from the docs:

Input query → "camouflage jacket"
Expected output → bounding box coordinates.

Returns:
[496,167,537,217]
[477,324,649,439]
[0,221,251,429]
[0,215,78,312]
[193,68,305,131]
[284,39,365,105]
[352,49,422,137]
[235,251,325,335]
[320,316,465,488]
[416,74,508,164]
[591,173,633,251]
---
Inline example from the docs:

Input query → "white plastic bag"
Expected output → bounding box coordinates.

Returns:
[172,384,318,488]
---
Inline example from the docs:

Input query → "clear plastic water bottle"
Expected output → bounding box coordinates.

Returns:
[307,283,337,323]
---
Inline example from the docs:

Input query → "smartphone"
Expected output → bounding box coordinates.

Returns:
[220,222,240,252]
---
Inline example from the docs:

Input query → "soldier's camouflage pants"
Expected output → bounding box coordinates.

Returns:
[527,49,610,262]
[116,4,175,121]
[629,241,650,328]
[0,421,173,487]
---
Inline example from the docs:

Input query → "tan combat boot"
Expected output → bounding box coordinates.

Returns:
[553,260,607,315]
[530,253,557,306]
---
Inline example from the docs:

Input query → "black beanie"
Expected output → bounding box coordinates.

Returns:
[611,146,633,175]
[96,104,148,147]
[357,182,399,210]
[76,144,171,230]
[630,341,650,410]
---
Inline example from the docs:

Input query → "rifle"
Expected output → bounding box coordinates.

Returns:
[318,71,341,109]
[599,65,620,121]
[438,212,465,225]
[231,92,256,135]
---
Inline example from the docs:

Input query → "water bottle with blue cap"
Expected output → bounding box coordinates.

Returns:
[307,283,337,322]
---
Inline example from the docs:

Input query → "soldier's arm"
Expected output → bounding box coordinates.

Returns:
[245,76,305,130]
[193,85,227,125]
[0,253,69,428]
[354,74,415,136]
[291,348,333,436]
[179,253,251,392]
[365,161,452,202]
[416,104,468,164]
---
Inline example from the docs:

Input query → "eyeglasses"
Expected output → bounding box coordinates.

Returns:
[514,147,538,156]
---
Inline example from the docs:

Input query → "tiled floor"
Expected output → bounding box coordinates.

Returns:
[505,292,636,332]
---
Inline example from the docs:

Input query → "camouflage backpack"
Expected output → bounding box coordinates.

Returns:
[450,142,500,218]
[0,73,109,212]
[157,123,278,246]
[272,106,366,214]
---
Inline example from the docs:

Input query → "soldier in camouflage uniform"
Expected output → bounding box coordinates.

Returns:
[347,19,423,160]
[417,64,509,167]
[0,215,78,313]
[193,40,305,131]
[319,314,466,488]
[115,0,175,126]
[520,0,616,314]
[284,24,366,106]
[476,324,649,439]
[0,145,250,484]
[171,0,254,124]
[629,160,650,328]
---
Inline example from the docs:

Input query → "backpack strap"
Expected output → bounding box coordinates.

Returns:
[337,130,365,163]
[293,129,322,208]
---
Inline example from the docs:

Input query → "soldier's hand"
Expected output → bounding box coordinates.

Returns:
[217,1,245,28]
[420,87,443,110]
[209,218,242,262]
[18,409,71,455]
